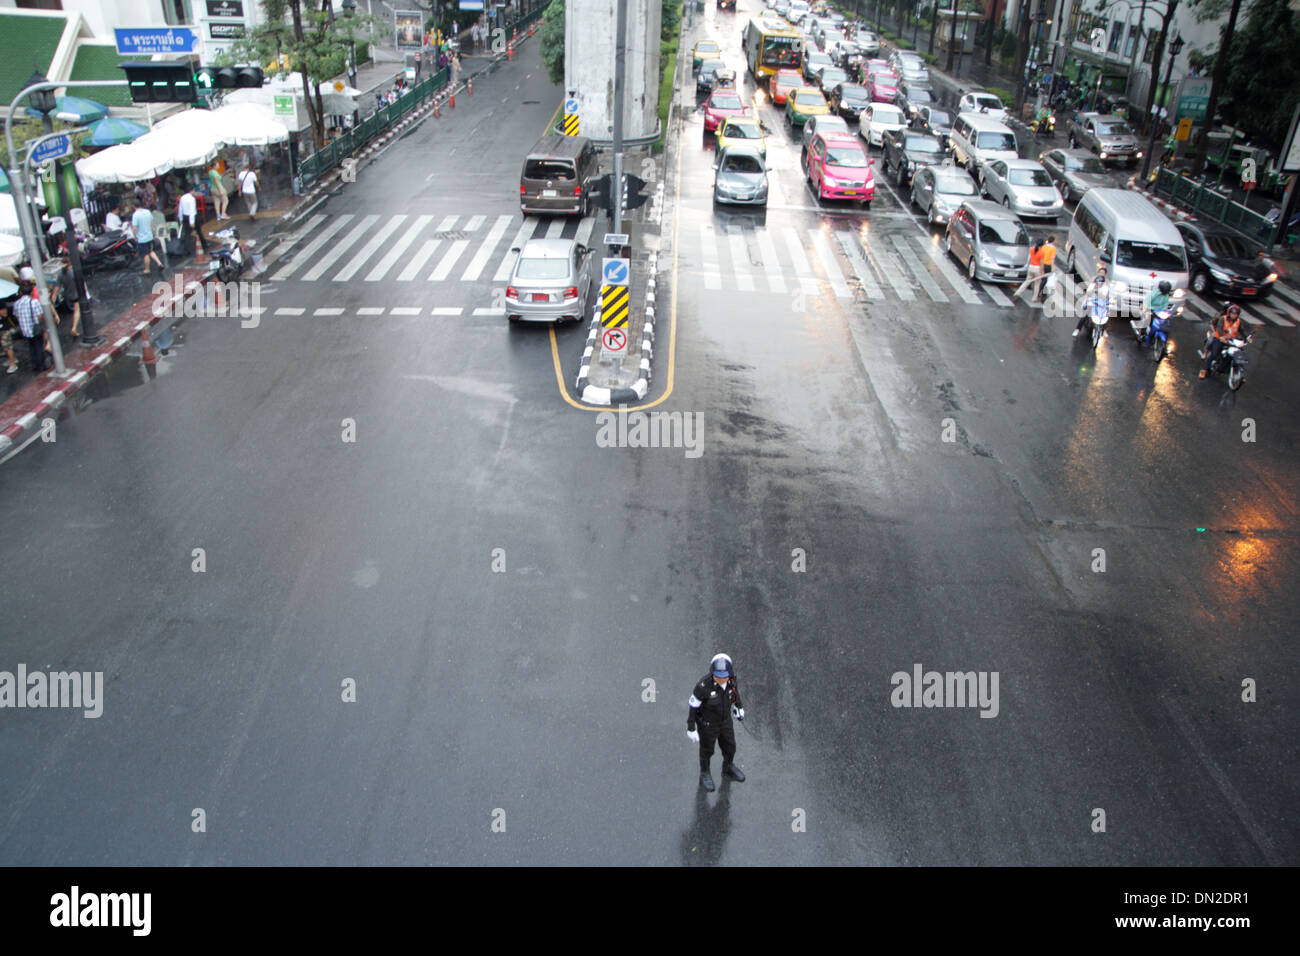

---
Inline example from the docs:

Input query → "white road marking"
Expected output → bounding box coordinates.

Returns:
[782,226,820,296]
[727,228,755,292]
[390,307,423,315]
[262,213,326,267]
[301,214,380,281]
[274,307,305,315]
[465,214,485,231]
[700,223,721,290]
[892,235,947,303]
[810,229,851,299]
[366,214,434,282]
[432,306,464,315]
[434,215,458,232]
[916,237,982,305]
[575,216,596,248]
[473,307,504,315]
[357,307,385,315]
[980,282,1013,307]
[1244,303,1290,326]
[398,239,442,281]
[545,219,567,238]
[861,231,914,300]
[755,227,787,293]
[429,239,471,281]
[462,215,513,281]
[834,229,884,299]
[334,214,407,281]
[314,307,345,315]
[494,221,535,281]
[270,214,354,279]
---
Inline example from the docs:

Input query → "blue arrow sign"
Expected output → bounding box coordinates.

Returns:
[602,258,629,286]
[565,98,579,115]
[114,27,198,55]
[29,134,72,166]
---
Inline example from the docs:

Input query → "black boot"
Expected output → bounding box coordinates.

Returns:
[699,770,715,792]
[723,762,745,782]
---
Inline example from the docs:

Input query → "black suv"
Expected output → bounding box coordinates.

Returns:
[880,128,946,186]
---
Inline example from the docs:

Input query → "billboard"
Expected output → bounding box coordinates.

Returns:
[395,10,425,51]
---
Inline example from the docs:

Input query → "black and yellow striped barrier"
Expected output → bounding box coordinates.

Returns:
[601,284,629,328]
[563,112,580,137]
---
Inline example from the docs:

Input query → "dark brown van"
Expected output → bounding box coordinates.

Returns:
[520,133,597,216]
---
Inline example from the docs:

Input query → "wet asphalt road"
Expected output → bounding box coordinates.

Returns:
[0,8,1296,866]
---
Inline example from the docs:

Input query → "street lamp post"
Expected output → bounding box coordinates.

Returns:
[1141,32,1181,180]
[342,0,359,90]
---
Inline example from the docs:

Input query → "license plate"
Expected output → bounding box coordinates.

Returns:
[1243,287,1256,295]
[542,189,557,198]
[532,293,549,302]
[844,189,857,195]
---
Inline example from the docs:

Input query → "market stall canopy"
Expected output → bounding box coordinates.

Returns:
[1,194,22,237]
[210,102,290,145]
[268,72,360,115]
[0,234,23,268]
[73,121,221,187]
[24,95,109,124]
[84,117,148,147]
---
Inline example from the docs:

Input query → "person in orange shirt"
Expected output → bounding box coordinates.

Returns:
[1015,240,1045,302]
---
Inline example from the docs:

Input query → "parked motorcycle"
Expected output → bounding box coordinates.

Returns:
[206,226,252,284]
[64,228,136,274]
[1203,334,1253,390]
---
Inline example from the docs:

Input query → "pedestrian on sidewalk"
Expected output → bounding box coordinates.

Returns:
[57,260,82,339]
[686,653,747,793]
[131,203,164,277]
[471,22,480,52]
[13,285,50,374]
[177,184,210,256]
[208,161,229,220]
[238,167,260,218]
[1,302,19,374]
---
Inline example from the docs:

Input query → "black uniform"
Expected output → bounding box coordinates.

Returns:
[687,673,743,772]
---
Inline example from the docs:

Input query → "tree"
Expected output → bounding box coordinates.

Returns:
[1216,0,1300,150]
[225,0,383,151]
[1189,0,1243,174]
[539,0,565,85]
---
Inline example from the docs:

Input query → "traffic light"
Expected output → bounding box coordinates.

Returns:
[122,61,196,103]
[195,66,265,91]
[621,174,649,213]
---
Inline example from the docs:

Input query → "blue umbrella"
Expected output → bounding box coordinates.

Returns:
[25,95,109,123]
[0,168,8,193]
[84,117,148,146]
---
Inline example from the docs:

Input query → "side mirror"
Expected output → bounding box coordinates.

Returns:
[1099,251,1112,264]
[576,244,588,257]
[510,247,520,254]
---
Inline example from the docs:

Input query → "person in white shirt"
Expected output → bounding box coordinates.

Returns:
[177,186,209,254]
[104,205,124,232]
[238,167,260,217]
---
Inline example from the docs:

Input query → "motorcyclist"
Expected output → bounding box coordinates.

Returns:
[1134,280,1173,337]
[1199,303,1244,379]
[1074,267,1110,338]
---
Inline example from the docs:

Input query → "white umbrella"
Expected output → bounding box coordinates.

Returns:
[136,124,222,169]
[209,102,289,146]
[0,232,24,266]
[0,195,21,237]
[75,141,165,186]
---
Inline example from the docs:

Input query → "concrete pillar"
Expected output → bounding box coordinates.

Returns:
[565,0,662,143]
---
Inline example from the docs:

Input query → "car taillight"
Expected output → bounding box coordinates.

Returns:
[574,184,582,195]
[520,184,525,194]
[563,286,579,300]
[506,286,518,298]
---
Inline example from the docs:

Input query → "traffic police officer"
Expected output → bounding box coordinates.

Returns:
[686,654,746,792]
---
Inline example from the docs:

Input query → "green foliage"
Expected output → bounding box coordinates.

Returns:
[1219,0,1300,149]
[539,0,566,85]
[662,0,683,42]
[653,46,677,155]
[998,30,1017,61]
[984,86,1012,106]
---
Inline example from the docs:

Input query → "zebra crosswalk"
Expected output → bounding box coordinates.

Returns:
[267,212,597,285]
[1179,285,1300,329]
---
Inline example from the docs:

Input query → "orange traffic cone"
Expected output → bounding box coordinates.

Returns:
[467,77,473,95]
[529,21,535,37]
[507,40,514,60]
[434,96,441,117]
[450,90,456,108]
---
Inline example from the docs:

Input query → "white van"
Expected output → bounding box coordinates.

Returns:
[788,0,812,21]
[1064,187,1190,313]
[948,112,1018,173]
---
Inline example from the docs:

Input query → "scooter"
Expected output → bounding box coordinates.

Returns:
[66,228,136,274]
[206,226,253,284]
[1203,335,1253,390]
[1033,112,1056,140]
[1131,307,1174,362]
[1083,294,1109,350]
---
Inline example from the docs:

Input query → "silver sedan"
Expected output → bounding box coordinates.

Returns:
[979,159,1064,220]
[504,239,592,324]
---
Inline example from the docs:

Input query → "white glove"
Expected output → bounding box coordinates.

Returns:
[732,705,744,720]
[686,730,700,743]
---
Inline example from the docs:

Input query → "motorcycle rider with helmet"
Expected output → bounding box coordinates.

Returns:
[1135,280,1173,338]
[1199,304,1244,379]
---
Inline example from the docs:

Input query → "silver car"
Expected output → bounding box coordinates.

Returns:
[801,112,851,150]
[980,159,1064,220]
[713,144,769,206]
[1038,148,1111,204]
[854,30,881,56]
[910,164,978,227]
[1067,112,1142,167]
[505,238,592,324]
[943,199,1031,283]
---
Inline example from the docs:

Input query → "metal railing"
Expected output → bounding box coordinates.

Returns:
[1153,167,1278,252]
[298,67,450,185]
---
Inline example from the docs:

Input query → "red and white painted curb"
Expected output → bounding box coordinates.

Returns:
[1129,181,1196,221]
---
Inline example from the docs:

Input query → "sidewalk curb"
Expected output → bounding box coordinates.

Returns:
[575,248,659,406]
[1128,182,1197,221]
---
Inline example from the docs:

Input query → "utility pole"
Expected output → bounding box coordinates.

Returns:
[612,0,626,236]
[985,0,1001,66]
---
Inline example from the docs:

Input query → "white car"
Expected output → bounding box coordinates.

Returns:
[854,30,881,56]
[859,102,907,148]
[979,159,1065,220]
[958,90,1008,124]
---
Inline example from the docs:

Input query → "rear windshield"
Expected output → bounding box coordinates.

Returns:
[908,89,932,104]
[977,131,1016,151]
[711,94,743,109]
[980,220,1029,245]
[723,154,764,174]
[820,69,848,83]
[724,122,760,138]
[974,95,1003,110]
[904,134,943,153]
[1116,240,1187,272]
[1008,167,1053,187]
[516,257,569,279]
[524,159,575,180]
[840,85,869,100]
[825,145,868,167]
[927,109,953,127]
[936,177,977,196]
[1064,153,1105,173]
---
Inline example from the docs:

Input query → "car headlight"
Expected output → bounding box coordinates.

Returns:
[1099,151,1108,159]
[1210,268,1230,281]
[979,250,995,266]
[1266,272,1278,283]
